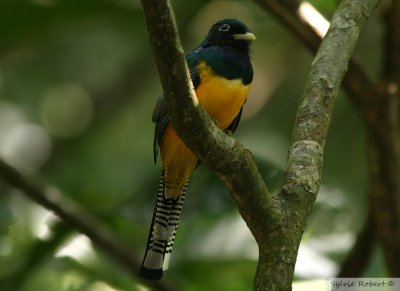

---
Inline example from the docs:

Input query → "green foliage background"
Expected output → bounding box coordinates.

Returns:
[0,0,386,290]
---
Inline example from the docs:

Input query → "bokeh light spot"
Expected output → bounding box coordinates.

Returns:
[41,83,94,138]
[0,123,52,174]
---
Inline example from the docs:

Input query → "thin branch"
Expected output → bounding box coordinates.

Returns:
[253,0,320,52]
[253,0,380,125]
[367,0,400,275]
[383,0,400,80]
[0,159,179,291]
[0,222,73,290]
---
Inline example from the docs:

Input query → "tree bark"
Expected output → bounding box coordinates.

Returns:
[255,1,379,289]
[0,0,385,289]
[139,0,379,289]
[255,0,400,277]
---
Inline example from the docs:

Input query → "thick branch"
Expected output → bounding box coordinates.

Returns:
[255,1,380,290]
[139,0,281,242]
[0,160,178,291]
[140,0,379,289]
[257,0,399,277]
[285,0,379,215]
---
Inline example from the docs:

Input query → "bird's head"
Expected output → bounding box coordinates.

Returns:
[202,19,256,50]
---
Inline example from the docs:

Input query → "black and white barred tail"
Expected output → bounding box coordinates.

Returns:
[139,172,187,280]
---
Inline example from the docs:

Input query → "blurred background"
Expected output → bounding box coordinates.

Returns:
[0,0,387,290]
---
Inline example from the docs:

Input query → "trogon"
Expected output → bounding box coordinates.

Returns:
[140,18,255,280]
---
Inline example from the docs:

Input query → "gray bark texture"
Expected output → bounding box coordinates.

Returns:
[139,0,380,289]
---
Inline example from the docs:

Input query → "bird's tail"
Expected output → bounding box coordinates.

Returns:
[139,172,187,280]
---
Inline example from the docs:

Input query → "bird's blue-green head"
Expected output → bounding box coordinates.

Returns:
[202,19,256,50]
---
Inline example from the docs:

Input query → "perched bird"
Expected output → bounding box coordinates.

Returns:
[140,18,255,280]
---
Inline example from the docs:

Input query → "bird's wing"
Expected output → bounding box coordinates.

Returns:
[224,105,244,134]
[152,95,169,163]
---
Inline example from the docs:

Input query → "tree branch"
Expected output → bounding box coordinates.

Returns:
[383,0,400,81]
[253,0,380,125]
[367,0,400,275]
[0,159,178,291]
[257,0,400,277]
[139,0,281,242]
[0,222,73,290]
[140,0,379,289]
[255,1,379,289]
[253,0,320,52]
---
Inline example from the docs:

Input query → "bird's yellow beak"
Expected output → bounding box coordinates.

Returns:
[233,32,256,42]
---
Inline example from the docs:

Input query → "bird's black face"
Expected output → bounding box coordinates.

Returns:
[204,19,256,48]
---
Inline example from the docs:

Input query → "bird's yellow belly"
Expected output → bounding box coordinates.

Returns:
[160,64,250,198]
[196,76,250,129]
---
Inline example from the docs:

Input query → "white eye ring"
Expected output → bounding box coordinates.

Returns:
[219,24,230,31]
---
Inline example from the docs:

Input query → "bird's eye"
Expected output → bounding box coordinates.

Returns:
[218,24,230,32]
